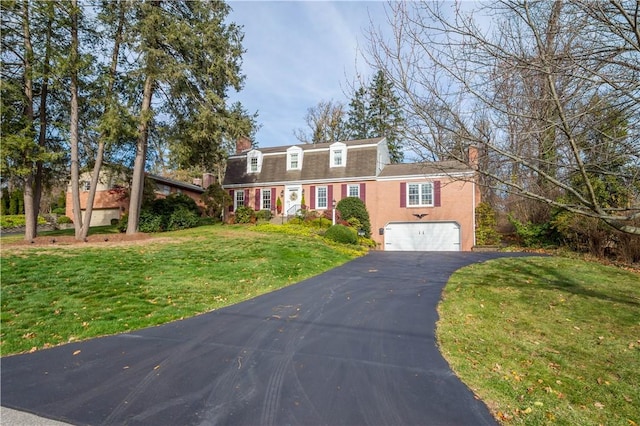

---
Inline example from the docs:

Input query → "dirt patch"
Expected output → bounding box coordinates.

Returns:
[2,232,156,249]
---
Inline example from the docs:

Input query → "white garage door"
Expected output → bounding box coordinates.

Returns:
[384,222,461,251]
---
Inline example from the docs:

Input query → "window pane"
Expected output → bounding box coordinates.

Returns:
[290,153,298,168]
[236,191,244,207]
[348,184,359,197]
[317,186,327,208]
[250,157,258,172]
[408,184,419,205]
[421,183,433,205]
[262,189,271,210]
[334,150,342,166]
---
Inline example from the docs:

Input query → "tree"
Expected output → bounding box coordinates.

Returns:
[344,70,406,163]
[294,100,350,144]
[1,0,64,241]
[126,0,254,234]
[367,0,640,234]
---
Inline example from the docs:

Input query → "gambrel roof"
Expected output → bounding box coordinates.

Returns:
[224,138,388,187]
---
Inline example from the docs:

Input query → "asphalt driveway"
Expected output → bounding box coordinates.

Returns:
[1,251,533,425]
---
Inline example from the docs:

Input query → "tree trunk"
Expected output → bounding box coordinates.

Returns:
[80,0,125,239]
[126,74,154,235]
[69,0,83,239]
[22,0,36,242]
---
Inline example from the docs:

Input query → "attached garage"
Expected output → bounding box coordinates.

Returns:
[384,221,461,251]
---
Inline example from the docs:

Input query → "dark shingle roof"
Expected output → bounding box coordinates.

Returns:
[224,138,385,186]
[378,161,473,178]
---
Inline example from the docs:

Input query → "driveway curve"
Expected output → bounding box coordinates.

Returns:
[2,252,534,425]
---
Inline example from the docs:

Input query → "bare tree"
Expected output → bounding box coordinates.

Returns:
[368,0,640,234]
[294,100,350,144]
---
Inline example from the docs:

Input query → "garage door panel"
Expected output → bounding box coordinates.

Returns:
[385,222,460,251]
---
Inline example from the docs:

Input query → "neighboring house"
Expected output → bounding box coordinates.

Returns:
[223,137,481,251]
[65,169,209,227]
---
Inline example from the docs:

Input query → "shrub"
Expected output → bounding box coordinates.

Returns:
[117,214,129,232]
[234,206,255,224]
[167,207,200,230]
[324,224,358,245]
[508,215,558,248]
[336,197,371,237]
[475,202,501,245]
[52,207,66,215]
[57,215,73,224]
[138,210,163,233]
[0,215,47,229]
[256,209,273,221]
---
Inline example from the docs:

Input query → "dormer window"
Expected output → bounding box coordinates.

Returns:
[330,142,346,168]
[246,150,262,174]
[286,146,303,171]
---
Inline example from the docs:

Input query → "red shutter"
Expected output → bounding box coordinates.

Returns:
[434,181,441,207]
[400,183,406,208]
[229,190,235,212]
[327,185,333,207]
[271,188,276,211]
[255,189,261,210]
[341,184,347,198]
[244,189,250,207]
[360,183,366,203]
[310,185,316,209]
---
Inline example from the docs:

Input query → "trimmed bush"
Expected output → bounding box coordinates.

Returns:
[336,197,371,237]
[324,224,358,245]
[256,209,273,221]
[57,215,73,224]
[234,206,256,224]
[168,207,200,230]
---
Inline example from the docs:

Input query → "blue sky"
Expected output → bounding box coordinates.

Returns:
[227,1,390,148]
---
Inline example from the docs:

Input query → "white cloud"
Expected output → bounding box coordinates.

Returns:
[227,1,388,147]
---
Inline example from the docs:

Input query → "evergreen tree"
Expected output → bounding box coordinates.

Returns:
[345,71,405,163]
[346,86,368,140]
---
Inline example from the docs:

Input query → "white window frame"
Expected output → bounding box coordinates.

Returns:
[286,146,303,171]
[81,181,91,192]
[235,190,245,210]
[261,189,272,210]
[246,150,262,174]
[407,182,434,207]
[330,142,346,168]
[347,184,360,198]
[316,186,328,209]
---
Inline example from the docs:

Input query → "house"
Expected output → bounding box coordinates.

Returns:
[223,137,480,251]
[65,169,210,227]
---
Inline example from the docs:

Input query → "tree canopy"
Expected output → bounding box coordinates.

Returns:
[367,0,640,234]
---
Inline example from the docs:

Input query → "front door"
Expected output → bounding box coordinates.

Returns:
[284,185,302,215]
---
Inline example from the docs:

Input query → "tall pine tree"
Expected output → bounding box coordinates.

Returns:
[346,70,405,163]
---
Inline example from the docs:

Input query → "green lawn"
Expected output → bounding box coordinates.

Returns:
[1,224,364,355]
[2,227,638,425]
[437,256,639,425]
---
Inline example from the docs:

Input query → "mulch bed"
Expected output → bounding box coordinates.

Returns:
[3,232,152,248]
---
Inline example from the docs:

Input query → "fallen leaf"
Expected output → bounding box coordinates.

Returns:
[73,350,81,356]
[594,402,605,409]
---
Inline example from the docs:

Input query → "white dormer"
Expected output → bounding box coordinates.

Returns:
[286,146,303,171]
[330,142,347,168]
[246,149,263,174]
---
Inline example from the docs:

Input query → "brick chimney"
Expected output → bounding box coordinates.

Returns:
[468,145,479,169]
[236,136,252,154]
[202,173,216,188]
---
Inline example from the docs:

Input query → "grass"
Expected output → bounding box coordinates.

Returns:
[0,224,364,355]
[437,256,639,425]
